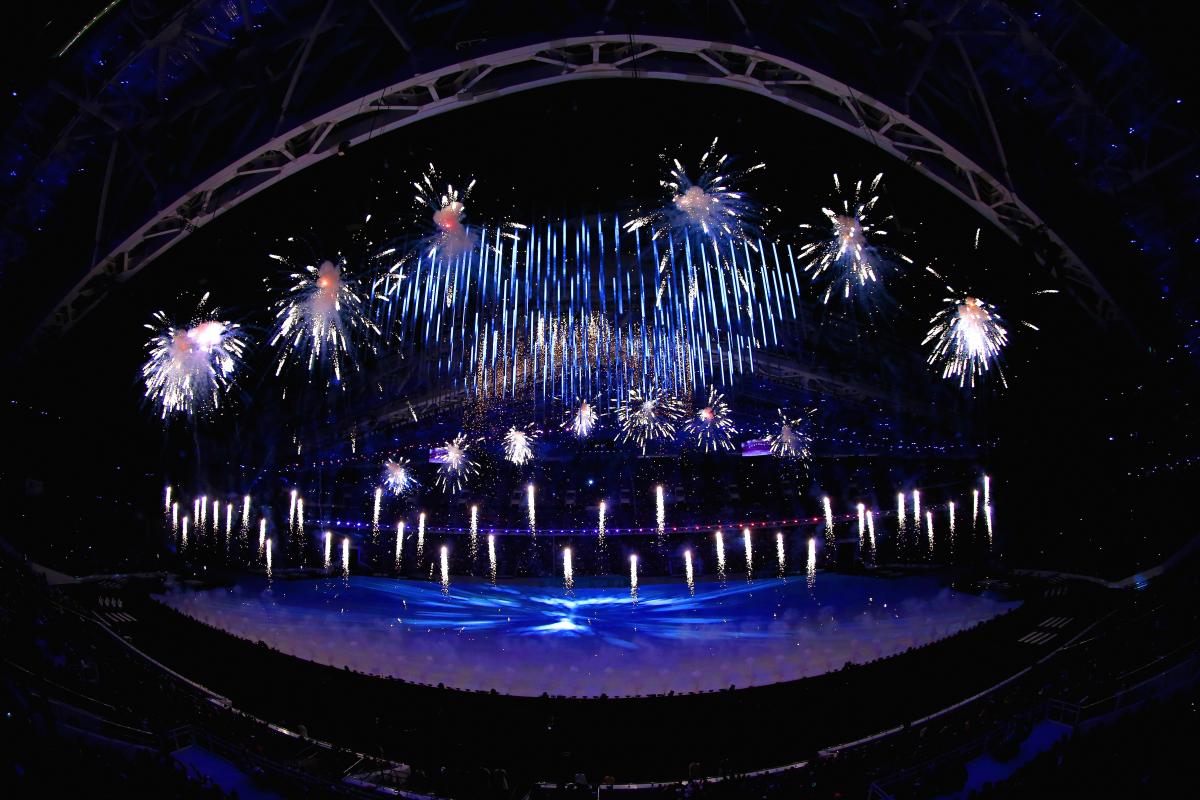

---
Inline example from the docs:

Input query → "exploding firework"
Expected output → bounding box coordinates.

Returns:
[799,173,911,306]
[383,458,417,495]
[924,293,1009,387]
[770,409,814,461]
[141,294,246,419]
[616,388,685,452]
[502,425,538,466]
[434,433,478,493]
[566,397,600,439]
[684,387,738,452]
[411,164,479,262]
[269,258,379,385]
[624,137,764,242]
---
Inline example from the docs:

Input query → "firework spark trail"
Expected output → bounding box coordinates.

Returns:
[948,501,956,547]
[617,388,685,453]
[439,545,450,593]
[241,495,251,533]
[563,547,573,592]
[288,490,297,529]
[417,513,426,562]
[164,486,172,513]
[269,258,379,385]
[925,510,935,557]
[527,484,536,534]
[598,501,607,543]
[776,531,786,576]
[798,173,911,306]
[469,506,479,561]
[142,295,246,419]
[715,530,726,582]
[743,527,754,580]
[898,492,908,555]
[629,554,639,599]
[171,503,178,533]
[806,537,816,588]
[324,531,332,569]
[199,496,206,529]
[912,489,921,530]
[434,434,478,493]
[866,510,876,556]
[395,522,404,570]
[371,487,382,537]
[624,138,765,243]
[770,409,814,461]
[181,516,189,547]
[265,538,272,577]
[684,387,738,451]
[342,536,350,577]
[384,458,416,495]
[823,496,835,548]
[684,549,695,595]
[983,474,991,507]
[655,485,665,538]
[503,425,538,466]
[258,518,266,557]
[973,489,980,527]
[487,534,497,584]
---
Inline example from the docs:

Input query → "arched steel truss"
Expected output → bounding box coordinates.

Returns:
[39,32,1122,335]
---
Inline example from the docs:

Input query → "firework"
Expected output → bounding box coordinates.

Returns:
[566,398,600,439]
[383,458,416,495]
[142,295,246,419]
[822,496,835,547]
[342,536,350,577]
[434,434,478,493]
[616,388,685,452]
[563,547,574,592]
[412,164,479,262]
[770,409,814,461]
[743,527,753,579]
[924,292,1009,388]
[715,529,726,581]
[503,425,538,466]
[487,534,497,584]
[324,531,332,569]
[439,545,450,593]
[630,553,639,598]
[806,537,817,587]
[655,485,665,537]
[527,483,536,534]
[684,387,738,451]
[799,173,911,306]
[269,258,379,385]
[625,138,764,242]
[776,531,786,576]
[684,550,695,595]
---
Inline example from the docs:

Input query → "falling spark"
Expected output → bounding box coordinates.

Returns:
[288,490,297,528]
[856,502,866,550]
[770,409,814,461]
[439,545,450,593]
[342,536,350,577]
[567,398,599,439]
[265,537,272,576]
[630,554,639,598]
[655,485,666,538]
[269,258,379,385]
[684,549,695,594]
[806,537,817,587]
[526,484,536,534]
[434,433,478,493]
[181,516,189,547]
[417,512,426,561]
[823,496,835,547]
[563,547,574,592]
[924,294,1009,388]
[625,137,764,242]
[776,531,786,576]
[684,387,738,451]
[598,501,607,542]
[800,173,909,306]
[164,486,172,513]
[469,505,479,560]
[395,521,404,569]
[616,388,685,453]
[715,530,726,581]
[384,458,416,495]
[141,296,246,419]
[487,534,497,584]
[503,425,538,466]
[743,527,754,579]
[324,531,332,569]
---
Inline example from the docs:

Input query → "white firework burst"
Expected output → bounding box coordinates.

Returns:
[624,137,764,242]
[684,387,738,452]
[503,425,539,466]
[565,397,600,439]
[798,173,911,306]
[434,433,478,493]
[770,408,814,462]
[616,388,685,453]
[413,164,479,262]
[142,294,247,419]
[924,294,1009,387]
[383,458,417,495]
[269,258,378,385]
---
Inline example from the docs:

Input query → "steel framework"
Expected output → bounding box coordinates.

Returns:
[2,1,1193,339]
